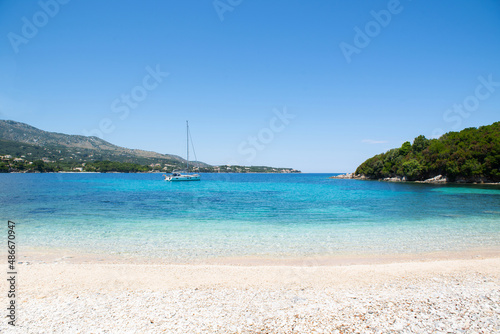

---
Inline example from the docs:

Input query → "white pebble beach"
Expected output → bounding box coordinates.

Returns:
[2,251,500,333]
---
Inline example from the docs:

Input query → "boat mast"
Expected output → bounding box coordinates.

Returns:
[186,120,189,173]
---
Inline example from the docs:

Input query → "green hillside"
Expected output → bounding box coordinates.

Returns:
[355,122,500,182]
[0,120,187,167]
[0,120,300,173]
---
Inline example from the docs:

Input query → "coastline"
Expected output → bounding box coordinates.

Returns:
[330,173,500,185]
[5,171,302,174]
[6,252,500,333]
[19,246,500,266]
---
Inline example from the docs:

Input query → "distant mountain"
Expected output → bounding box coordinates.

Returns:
[0,120,300,174]
[0,120,193,167]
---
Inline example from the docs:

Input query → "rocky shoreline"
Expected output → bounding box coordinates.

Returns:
[330,173,499,185]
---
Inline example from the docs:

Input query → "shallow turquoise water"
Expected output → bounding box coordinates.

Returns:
[1,173,499,261]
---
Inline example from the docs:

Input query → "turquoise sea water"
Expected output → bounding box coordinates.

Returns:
[1,173,500,261]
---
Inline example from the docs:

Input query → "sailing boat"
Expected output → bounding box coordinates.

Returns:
[164,121,201,181]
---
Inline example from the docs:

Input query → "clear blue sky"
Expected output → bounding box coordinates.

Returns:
[0,0,499,172]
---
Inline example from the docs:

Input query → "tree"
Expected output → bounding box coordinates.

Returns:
[412,135,430,153]
[0,162,8,173]
[32,160,46,172]
[402,159,422,180]
[461,159,482,177]
[399,141,412,157]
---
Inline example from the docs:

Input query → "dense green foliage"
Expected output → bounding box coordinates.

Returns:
[355,122,500,182]
[0,159,59,173]
[84,161,151,173]
[0,154,300,174]
[0,138,185,168]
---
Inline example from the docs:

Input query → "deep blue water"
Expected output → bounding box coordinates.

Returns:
[1,173,499,261]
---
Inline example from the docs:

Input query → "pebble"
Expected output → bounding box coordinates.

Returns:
[4,270,500,333]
